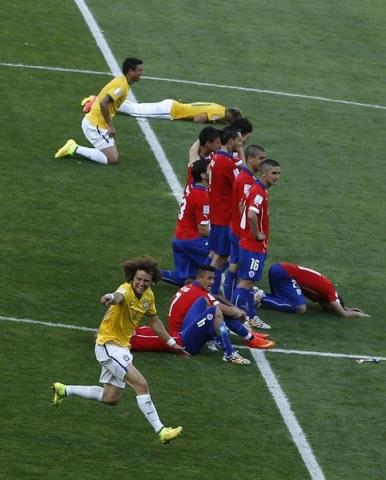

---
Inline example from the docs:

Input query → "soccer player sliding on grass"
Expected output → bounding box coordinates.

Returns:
[51,256,186,444]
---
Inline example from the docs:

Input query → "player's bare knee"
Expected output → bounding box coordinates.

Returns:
[102,392,121,406]
[133,379,149,395]
[296,304,307,314]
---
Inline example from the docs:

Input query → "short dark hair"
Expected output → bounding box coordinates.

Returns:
[191,158,210,182]
[122,256,161,284]
[226,107,242,123]
[122,57,143,74]
[260,158,280,171]
[220,126,240,145]
[198,127,221,146]
[230,117,253,135]
[197,265,216,275]
[246,144,265,158]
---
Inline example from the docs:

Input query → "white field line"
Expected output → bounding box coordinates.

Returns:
[1,60,386,112]
[72,0,184,203]
[1,314,384,361]
[0,315,96,333]
[251,350,326,480]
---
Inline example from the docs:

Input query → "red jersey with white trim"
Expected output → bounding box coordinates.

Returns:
[231,167,255,237]
[240,180,269,253]
[209,150,240,226]
[175,184,209,240]
[167,282,219,334]
[281,263,338,303]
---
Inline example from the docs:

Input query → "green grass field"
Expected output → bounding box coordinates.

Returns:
[1,1,386,479]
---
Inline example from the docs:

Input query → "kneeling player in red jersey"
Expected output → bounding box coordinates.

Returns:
[259,262,370,318]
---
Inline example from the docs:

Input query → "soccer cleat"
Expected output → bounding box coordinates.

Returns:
[54,139,78,158]
[223,351,251,365]
[51,382,67,406]
[243,322,270,338]
[244,335,275,350]
[159,426,183,444]
[207,339,223,352]
[245,315,271,330]
[253,286,265,307]
[81,95,97,113]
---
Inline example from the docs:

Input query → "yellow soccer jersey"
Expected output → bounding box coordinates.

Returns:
[86,75,130,129]
[170,101,226,121]
[96,282,157,347]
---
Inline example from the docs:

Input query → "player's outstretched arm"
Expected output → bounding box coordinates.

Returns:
[147,315,190,356]
[329,300,370,318]
[101,292,124,306]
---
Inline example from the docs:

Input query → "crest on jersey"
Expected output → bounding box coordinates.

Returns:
[203,205,209,214]
[253,194,263,205]
[142,301,149,309]
[243,184,251,196]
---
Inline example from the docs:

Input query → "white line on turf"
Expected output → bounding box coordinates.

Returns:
[0,315,96,332]
[2,314,384,361]
[251,350,326,480]
[1,60,386,112]
[72,0,184,203]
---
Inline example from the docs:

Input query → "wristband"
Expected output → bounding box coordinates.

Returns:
[166,337,177,347]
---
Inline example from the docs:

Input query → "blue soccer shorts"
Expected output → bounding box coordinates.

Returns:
[268,263,305,306]
[172,237,210,280]
[238,248,267,281]
[180,297,216,355]
[209,225,231,257]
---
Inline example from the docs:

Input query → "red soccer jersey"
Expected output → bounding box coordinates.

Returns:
[231,167,255,237]
[281,263,338,303]
[209,150,240,226]
[240,180,269,253]
[175,184,209,240]
[167,282,219,334]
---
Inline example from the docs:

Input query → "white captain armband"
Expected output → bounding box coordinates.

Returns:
[166,337,177,347]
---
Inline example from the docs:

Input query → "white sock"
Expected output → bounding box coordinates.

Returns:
[136,394,164,433]
[66,385,104,401]
[76,146,108,164]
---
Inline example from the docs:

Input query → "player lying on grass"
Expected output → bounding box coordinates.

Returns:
[51,256,186,444]
[55,57,143,165]
[82,95,242,123]
[257,262,371,318]
[131,265,275,360]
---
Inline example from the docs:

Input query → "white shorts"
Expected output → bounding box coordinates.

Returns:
[119,99,173,119]
[81,116,115,150]
[95,342,133,388]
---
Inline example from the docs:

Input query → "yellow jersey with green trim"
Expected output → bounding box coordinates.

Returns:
[170,101,226,121]
[86,75,130,129]
[96,282,157,347]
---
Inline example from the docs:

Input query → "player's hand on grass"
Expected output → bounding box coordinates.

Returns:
[171,343,191,357]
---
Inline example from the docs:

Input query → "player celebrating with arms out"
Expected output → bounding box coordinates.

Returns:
[51,256,186,444]
[55,57,143,165]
